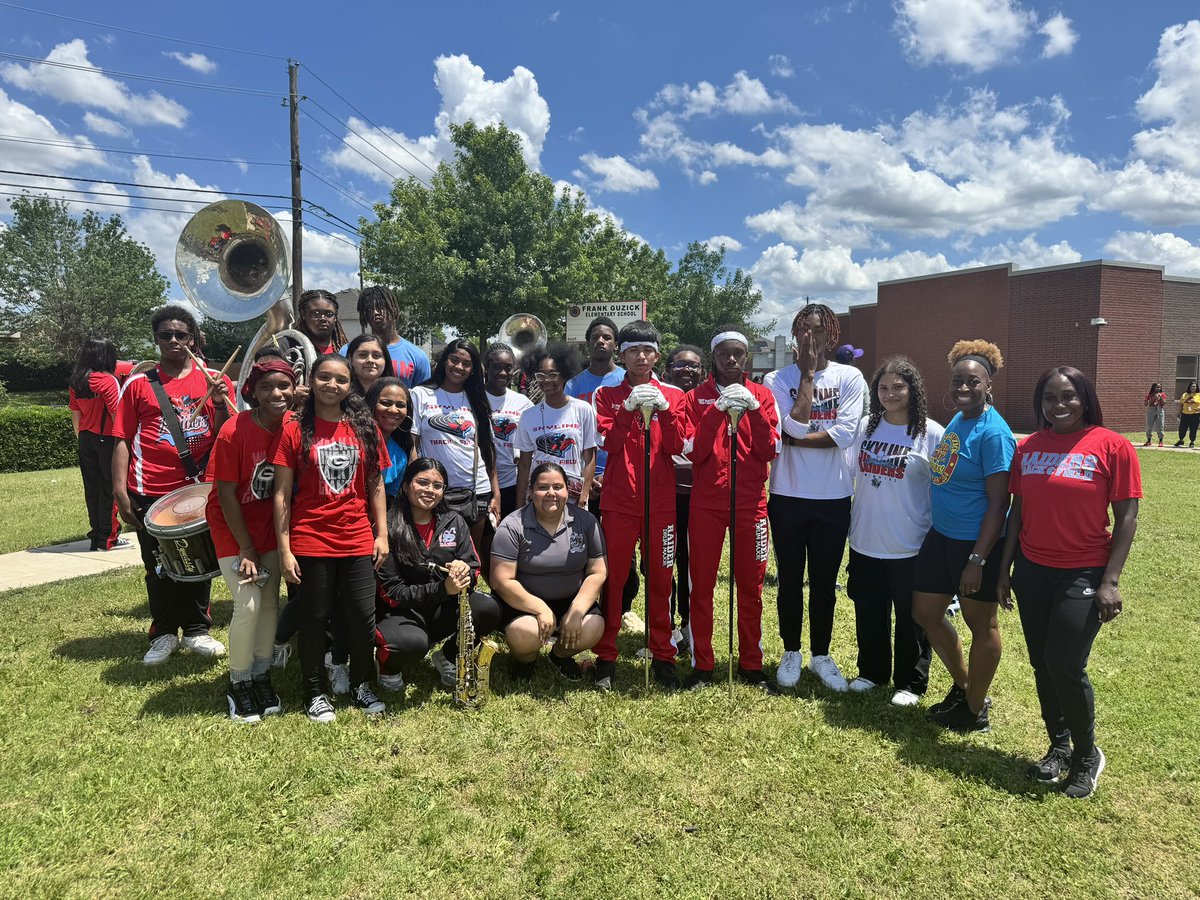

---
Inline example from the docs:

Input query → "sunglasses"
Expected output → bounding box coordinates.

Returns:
[156,330,192,343]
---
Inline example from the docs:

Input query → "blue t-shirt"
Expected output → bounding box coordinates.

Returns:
[929,406,1015,539]
[564,366,625,474]
[340,337,431,389]
[382,435,409,499]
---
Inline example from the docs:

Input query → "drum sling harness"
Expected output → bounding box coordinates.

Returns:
[147,369,210,483]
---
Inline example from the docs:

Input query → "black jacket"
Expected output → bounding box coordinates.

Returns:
[375,510,480,618]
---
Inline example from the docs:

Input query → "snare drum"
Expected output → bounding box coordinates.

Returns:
[145,483,220,582]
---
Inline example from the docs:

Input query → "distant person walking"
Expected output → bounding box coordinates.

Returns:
[69,338,127,552]
[1174,380,1199,448]
[1143,383,1166,447]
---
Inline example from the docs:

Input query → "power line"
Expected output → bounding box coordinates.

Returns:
[0,188,290,216]
[0,50,283,97]
[303,201,360,234]
[0,168,291,200]
[304,166,377,215]
[0,1,286,61]
[299,218,359,249]
[300,103,430,188]
[0,133,288,167]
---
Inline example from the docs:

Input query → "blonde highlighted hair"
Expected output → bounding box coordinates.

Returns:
[947,339,1003,373]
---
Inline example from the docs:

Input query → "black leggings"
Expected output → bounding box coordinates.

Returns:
[1179,412,1199,443]
[768,495,851,656]
[375,590,501,675]
[78,430,118,548]
[669,490,691,625]
[294,555,376,699]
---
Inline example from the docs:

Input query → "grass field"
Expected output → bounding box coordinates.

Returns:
[0,468,91,553]
[0,450,1198,898]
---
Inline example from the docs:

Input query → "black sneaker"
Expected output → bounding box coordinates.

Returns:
[305,693,336,723]
[1062,747,1106,799]
[683,668,713,691]
[651,658,679,691]
[352,683,386,716]
[250,672,282,717]
[737,666,782,694]
[548,652,584,681]
[509,658,536,682]
[227,679,261,723]
[592,658,616,692]
[1028,746,1072,783]
[928,683,967,716]
[934,696,991,733]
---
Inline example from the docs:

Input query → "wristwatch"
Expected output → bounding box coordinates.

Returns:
[967,553,987,567]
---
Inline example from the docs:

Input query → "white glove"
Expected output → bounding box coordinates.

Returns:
[715,383,759,413]
[624,383,669,412]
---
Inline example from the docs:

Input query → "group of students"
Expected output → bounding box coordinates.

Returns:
[79,291,1142,801]
[1143,380,1200,448]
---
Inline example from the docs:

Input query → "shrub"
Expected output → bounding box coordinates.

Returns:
[0,406,76,472]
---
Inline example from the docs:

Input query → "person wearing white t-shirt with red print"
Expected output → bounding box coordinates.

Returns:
[763,302,865,692]
[483,344,533,519]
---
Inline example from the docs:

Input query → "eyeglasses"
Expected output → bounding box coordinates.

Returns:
[669,362,702,371]
[534,371,563,382]
[156,330,192,343]
[411,478,445,491]
[306,309,337,320]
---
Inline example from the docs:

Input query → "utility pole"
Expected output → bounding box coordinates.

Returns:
[288,59,302,316]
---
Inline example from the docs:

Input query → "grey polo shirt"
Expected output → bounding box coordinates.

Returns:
[491,503,606,601]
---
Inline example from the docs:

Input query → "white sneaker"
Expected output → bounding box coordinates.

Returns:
[848,676,877,692]
[621,611,646,635]
[891,689,921,707]
[271,642,291,668]
[378,671,405,692]
[808,654,849,692]
[182,634,226,658]
[430,648,456,688]
[775,650,803,688]
[946,596,961,617]
[327,662,350,695]
[142,634,179,666]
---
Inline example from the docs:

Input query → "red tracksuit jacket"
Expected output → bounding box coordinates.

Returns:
[683,375,779,511]
[593,375,686,517]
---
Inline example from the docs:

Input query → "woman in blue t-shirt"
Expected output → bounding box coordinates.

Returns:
[912,340,1016,734]
[366,377,413,504]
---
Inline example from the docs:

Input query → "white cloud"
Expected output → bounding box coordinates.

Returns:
[324,54,550,182]
[698,170,718,185]
[82,112,129,138]
[768,54,794,78]
[1039,13,1078,58]
[702,234,744,252]
[1130,20,1200,176]
[651,71,797,119]
[894,0,1036,72]
[1103,230,1200,277]
[577,153,659,192]
[0,39,189,127]
[163,51,217,74]
[966,234,1081,269]
[0,86,106,197]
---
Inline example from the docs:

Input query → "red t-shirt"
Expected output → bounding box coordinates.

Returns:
[205,412,284,559]
[1009,426,1142,568]
[112,365,234,496]
[69,371,122,436]
[270,416,390,557]
[415,519,435,549]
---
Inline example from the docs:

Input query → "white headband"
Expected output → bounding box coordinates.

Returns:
[710,331,749,352]
[619,340,659,353]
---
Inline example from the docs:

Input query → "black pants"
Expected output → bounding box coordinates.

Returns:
[78,430,118,549]
[374,590,501,675]
[589,492,638,613]
[1012,552,1103,758]
[669,490,691,625]
[275,583,349,664]
[768,495,850,655]
[294,555,377,699]
[847,549,930,693]
[130,492,212,641]
[1179,412,1199,443]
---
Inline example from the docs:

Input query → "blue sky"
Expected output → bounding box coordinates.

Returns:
[1,1,1198,335]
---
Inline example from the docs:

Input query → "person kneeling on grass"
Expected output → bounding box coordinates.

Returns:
[490,463,608,683]
[373,458,502,695]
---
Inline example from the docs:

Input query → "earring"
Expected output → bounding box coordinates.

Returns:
[942,391,956,412]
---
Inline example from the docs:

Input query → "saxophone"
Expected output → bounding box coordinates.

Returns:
[431,563,498,710]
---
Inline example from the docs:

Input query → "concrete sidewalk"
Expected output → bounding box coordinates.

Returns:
[0,539,142,592]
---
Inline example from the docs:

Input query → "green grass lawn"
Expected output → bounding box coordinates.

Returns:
[0,450,1197,898]
[0,467,92,553]
[1,389,70,408]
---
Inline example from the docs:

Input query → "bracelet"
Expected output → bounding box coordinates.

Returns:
[967,553,987,567]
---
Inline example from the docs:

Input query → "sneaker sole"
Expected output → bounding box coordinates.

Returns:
[307,713,336,723]
[1065,750,1106,799]
[227,696,261,724]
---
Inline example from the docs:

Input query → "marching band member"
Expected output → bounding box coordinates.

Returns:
[69,338,126,552]
[681,328,779,690]
[492,462,608,682]
[591,320,687,691]
[483,344,533,520]
[662,344,704,650]
[349,285,431,388]
[764,303,865,692]
[346,332,394,397]
[296,289,348,356]
[207,352,296,722]
[373,459,502,694]
[365,377,414,503]
[912,340,1015,733]
[846,357,943,706]
[271,354,389,722]
[998,367,1140,798]
[112,305,233,666]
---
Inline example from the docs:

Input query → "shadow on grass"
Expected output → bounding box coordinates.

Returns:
[54,631,146,662]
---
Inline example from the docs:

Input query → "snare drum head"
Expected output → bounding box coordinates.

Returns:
[146,483,212,530]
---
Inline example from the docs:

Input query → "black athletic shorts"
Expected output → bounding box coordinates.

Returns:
[499,594,602,630]
[912,527,1004,602]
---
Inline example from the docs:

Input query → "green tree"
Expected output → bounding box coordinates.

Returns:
[0,195,169,364]
[655,241,774,350]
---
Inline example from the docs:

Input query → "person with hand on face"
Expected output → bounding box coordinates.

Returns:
[661,345,704,652]
[681,328,779,691]
[483,344,533,520]
[1174,380,1200,448]
[207,351,296,722]
[846,357,943,707]
[365,377,413,503]
[492,463,608,683]
[763,303,866,693]
[373,459,503,695]
[591,320,687,691]
[112,305,233,666]
[912,340,1015,734]
[346,333,394,398]
[69,337,127,552]
[1143,382,1167,448]
[997,367,1140,799]
[346,285,430,389]
[271,354,390,722]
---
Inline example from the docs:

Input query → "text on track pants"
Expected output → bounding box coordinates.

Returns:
[596,509,677,664]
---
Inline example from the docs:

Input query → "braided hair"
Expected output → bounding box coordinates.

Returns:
[357,285,401,333]
[791,302,841,351]
[865,356,928,439]
[426,338,496,473]
[297,354,381,486]
[298,289,348,351]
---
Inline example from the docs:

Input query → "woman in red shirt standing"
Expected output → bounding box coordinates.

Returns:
[998,366,1141,799]
[207,353,296,723]
[272,354,390,722]
[68,338,127,551]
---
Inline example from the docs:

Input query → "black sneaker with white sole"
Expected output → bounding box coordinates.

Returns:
[251,672,282,717]
[592,659,616,692]
[227,679,261,723]
[306,694,336,723]
[1062,746,1106,799]
[1028,745,1072,783]
[651,659,679,691]
[737,666,781,694]
[352,683,386,716]
[934,696,991,733]
[928,683,967,716]
[683,668,713,691]
[548,652,584,681]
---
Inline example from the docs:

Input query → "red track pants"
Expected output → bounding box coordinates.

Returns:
[686,503,769,671]
[596,509,677,663]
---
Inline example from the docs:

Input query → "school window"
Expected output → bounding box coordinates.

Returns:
[1177,354,1198,397]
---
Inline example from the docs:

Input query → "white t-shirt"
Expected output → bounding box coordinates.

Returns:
[515,397,598,503]
[487,389,533,489]
[764,361,866,500]
[848,417,946,558]
[410,385,491,493]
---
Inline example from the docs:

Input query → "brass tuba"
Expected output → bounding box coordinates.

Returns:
[493,313,546,367]
[176,200,316,401]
